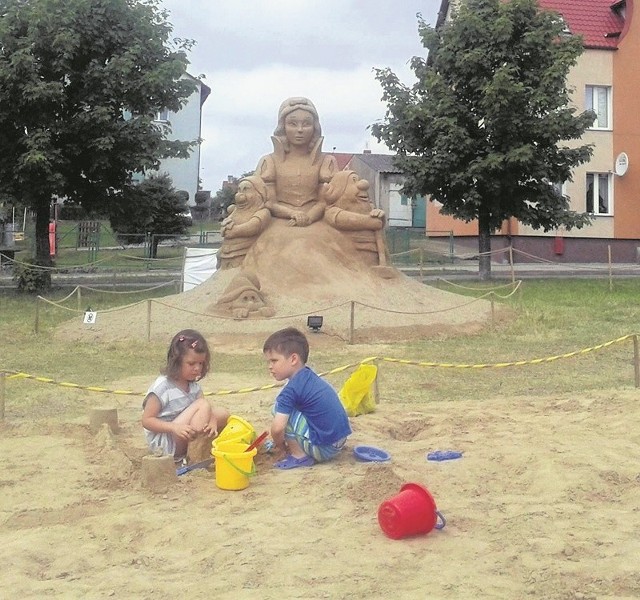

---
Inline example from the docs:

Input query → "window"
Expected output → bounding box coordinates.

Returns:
[585,85,611,129]
[155,109,170,122]
[586,173,612,215]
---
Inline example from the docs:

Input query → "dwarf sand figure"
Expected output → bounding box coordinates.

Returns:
[218,175,271,270]
[323,170,389,267]
[255,97,337,227]
[214,271,276,319]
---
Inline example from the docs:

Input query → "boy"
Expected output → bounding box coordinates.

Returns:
[263,327,351,469]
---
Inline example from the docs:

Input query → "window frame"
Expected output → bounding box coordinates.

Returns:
[585,85,612,130]
[585,172,613,216]
[155,108,170,122]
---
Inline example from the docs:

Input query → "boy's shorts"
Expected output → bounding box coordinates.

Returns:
[283,409,347,462]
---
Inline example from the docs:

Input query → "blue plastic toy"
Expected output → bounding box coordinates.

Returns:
[427,450,463,461]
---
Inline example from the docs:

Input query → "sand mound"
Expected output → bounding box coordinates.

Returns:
[54,220,498,346]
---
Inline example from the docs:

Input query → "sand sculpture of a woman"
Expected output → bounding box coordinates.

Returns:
[255,97,337,227]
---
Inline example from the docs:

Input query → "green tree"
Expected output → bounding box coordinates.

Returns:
[210,170,253,220]
[372,0,595,279]
[108,174,189,258]
[0,0,197,275]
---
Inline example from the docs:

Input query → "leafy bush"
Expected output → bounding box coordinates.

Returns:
[12,258,52,294]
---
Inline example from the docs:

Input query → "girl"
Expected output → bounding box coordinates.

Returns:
[142,329,229,462]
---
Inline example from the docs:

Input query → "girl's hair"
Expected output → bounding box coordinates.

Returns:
[262,327,309,363]
[164,329,211,380]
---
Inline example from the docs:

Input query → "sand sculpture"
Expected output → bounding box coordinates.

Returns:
[214,97,396,317]
[218,175,271,270]
[55,96,494,345]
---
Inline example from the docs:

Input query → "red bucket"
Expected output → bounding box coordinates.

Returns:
[377,482,446,540]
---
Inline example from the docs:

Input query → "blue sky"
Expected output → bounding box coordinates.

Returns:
[159,0,442,193]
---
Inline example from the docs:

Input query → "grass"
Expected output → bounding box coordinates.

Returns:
[1,278,640,418]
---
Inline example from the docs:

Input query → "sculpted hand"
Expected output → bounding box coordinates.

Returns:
[290,212,310,227]
[370,209,384,219]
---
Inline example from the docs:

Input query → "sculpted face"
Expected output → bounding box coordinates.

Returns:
[345,173,370,205]
[231,289,264,311]
[235,179,259,209]
[284,108,315,148]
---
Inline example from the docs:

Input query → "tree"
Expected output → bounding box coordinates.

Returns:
[0,0,197,275]
[372,0,595,279]
[108,174,190,258]
[210,170,254,221]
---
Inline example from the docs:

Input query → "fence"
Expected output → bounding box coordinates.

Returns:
[2,332,639,421]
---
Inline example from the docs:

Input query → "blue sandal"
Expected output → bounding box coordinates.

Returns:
[274,455,315,470]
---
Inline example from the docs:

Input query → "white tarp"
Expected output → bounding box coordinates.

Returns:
[182,247,218,292]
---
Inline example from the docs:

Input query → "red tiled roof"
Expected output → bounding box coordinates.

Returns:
[329,152,355,170]
[538,0,626,49]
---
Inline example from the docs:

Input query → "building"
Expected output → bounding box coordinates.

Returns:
[151,73,211,205]
[430,0,640,262]
[346,153,426,228]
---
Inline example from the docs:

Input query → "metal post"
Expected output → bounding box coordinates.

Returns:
[449,230,454,263]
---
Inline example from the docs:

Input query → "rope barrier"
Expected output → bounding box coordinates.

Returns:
[0,337,632,397]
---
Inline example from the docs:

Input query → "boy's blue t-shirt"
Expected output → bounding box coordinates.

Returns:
[275,366,352,445]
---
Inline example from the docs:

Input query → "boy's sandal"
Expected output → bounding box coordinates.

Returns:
[274,455,315,470]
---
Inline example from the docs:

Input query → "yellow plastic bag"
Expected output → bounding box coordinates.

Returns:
[339,364,378,417]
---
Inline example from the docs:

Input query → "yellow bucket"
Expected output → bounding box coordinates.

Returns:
[214,415,256,447]
[211,441,257,491]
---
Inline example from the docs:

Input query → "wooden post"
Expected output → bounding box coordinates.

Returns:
[0,371,5,420]
[633,335,640,388]
[77,286,82,312]
[608,245,613,291]
[147,299,152,342]
[419,248,424,282]
[349,301,355,345]
[491,296,496,325]
[509,246,515,284]
[34,296,40,334]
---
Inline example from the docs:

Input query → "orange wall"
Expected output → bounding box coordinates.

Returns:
[426,200,478,235]
[613,1,640,238]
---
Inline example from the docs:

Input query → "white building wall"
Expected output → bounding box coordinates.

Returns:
[152,77,206,204]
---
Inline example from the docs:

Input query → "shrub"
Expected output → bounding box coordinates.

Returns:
[12,258,52,294]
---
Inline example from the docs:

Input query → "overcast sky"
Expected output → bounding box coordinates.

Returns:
[159,0,442,194]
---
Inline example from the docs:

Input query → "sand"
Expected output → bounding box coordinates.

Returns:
[7,239,638,598]
[1,374,639,599]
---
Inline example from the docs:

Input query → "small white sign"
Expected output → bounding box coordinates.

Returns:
[83,311,97,324]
